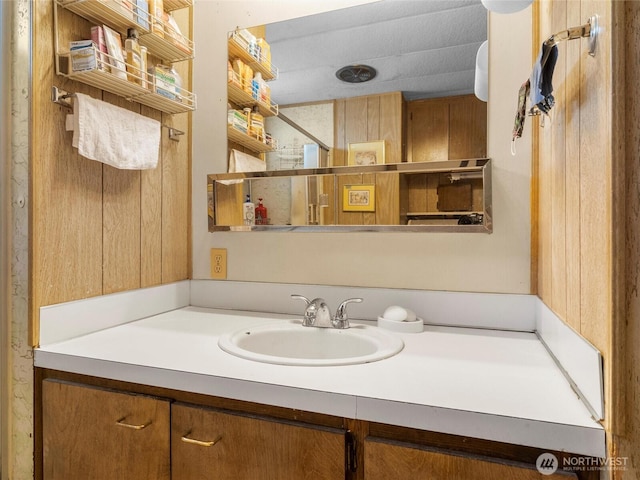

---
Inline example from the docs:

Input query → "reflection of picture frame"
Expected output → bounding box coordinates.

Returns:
[348,141,386,166]
[342,184,376,212]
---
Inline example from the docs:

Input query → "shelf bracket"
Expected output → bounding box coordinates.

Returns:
[51,86,74,109]
[165,126,185,142]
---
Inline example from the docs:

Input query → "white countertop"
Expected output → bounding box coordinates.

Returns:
[34,306,605,457]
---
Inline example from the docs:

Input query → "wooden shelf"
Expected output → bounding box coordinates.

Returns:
[227,125,275,153]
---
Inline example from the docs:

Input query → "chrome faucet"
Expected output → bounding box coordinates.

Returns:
[291,295,363,329]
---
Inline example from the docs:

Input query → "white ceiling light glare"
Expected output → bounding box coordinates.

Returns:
[474,40,489,102]
[481,0,533,14]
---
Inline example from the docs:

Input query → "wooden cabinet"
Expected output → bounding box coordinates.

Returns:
[406,95,487,162]
[171,403,345,480]
[40,379,345,480]
[36,371,598,480]
[364,438,575,480]
[42,379,170,480]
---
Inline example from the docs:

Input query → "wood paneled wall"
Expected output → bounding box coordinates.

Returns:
[619,1,640,477]
[30,1,192,345]
[533,0,637,473]
[333,92,404,166]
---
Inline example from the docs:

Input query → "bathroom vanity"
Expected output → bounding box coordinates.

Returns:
[34,282,605,480]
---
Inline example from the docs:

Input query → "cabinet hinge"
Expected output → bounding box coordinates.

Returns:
[345,430,357,473]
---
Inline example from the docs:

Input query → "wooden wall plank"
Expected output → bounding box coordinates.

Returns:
[333,99,346,166]
[374,173,399,225]
[564,0,582,330]
[536,0,553,305]
[619,0,640,464]
[345,96,369,146]
[379,92,403,164]
[549,0,568,320]
[367,96,380,141]
[102,93,142,295]
[140,107,163,287]
[161,111,190,282]
[578,0,611,356]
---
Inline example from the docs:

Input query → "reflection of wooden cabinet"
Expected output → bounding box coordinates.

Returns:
[172,403,345,480]
[406,95,487,162]
[364,438,575,480]
[42,380,170,480]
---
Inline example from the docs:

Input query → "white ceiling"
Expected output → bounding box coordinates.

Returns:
[265,0,488,106]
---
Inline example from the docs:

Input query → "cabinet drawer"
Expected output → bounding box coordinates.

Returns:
[172,403,345,480]
[42,379,170,480]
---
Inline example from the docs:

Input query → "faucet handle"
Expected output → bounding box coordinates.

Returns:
[291,294,310,306]
[292,294,321,326]
[333,298,363,329]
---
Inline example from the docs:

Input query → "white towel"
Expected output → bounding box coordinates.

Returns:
[228,149,266,173]
[67,93,161,170]
[219,149,266,185]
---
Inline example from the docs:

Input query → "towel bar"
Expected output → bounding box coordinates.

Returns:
[52,86,185,142]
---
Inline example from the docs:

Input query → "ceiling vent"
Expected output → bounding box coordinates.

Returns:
[335,65,377,83]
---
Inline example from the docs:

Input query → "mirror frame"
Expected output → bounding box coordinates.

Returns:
[208,159,492,233]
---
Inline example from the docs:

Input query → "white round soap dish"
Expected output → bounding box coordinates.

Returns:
[377,316,424,333]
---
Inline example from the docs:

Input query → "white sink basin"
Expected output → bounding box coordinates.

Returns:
[218,322,404,366]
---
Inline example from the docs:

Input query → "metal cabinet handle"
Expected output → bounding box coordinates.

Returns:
[115,417,152,430]
[181,432,222,447]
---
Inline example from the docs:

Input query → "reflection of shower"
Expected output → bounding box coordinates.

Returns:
[290,176,330,226]
[307,176,318,225]
[306,177,329,225]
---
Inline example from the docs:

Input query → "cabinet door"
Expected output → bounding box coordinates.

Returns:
[448,96,487,160]
[172,403,345,480]
[406,95,487,163]
[364,438,575,480]
[407,99,449,163]
[42,380,170,480]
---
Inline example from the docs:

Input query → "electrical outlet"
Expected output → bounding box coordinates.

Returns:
[210,248,227,279]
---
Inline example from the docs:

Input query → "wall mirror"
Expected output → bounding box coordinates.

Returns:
[218,0,489,232]
[208,159,492,233]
